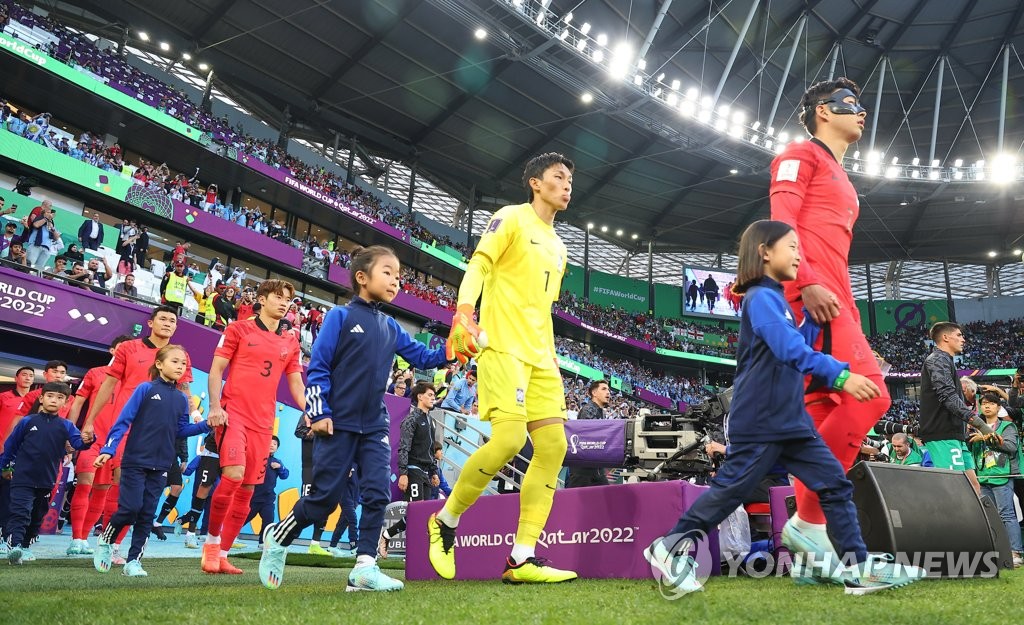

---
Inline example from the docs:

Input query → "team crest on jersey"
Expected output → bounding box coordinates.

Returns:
[281,348,289,360]
[515,387,525,407]
[486,218,502,233]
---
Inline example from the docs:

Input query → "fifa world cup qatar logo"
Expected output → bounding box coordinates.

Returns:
[568,434,580,454]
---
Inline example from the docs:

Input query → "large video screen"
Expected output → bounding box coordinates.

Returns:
[683,266,742,320]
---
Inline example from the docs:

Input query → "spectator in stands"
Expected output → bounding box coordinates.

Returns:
[566,380,611,489]
[77,214,103,250]
[0,221,18,256]
[66,256,113,293]
[63,243,84,263]
[439,369,476,414]
[43,256,67,281]
[23,200,56,269]
[112,273,139,301]
[212,285,237,330]
[134,225,149,269]
[0,198,13,218]
[4,240,28,270]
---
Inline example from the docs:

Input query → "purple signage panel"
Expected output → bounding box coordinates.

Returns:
[563,419,626,468]
[171,200,303,269]
[386,393,413,501]
[235,152,409,243]
[553,309,655,351]
[406,480,719,580]
[0,268,152,346]
[638,388,674,409]
[328,264,351,290]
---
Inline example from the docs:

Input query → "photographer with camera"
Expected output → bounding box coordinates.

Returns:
[1007,368,1024,409]
[977,380,1024,528]
[566,380,611,489]
[969,392,1022,567]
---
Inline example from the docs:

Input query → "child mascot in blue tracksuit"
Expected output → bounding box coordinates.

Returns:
[260,245,450,592]
[93,344,210,577]
[1,382,89,564]
[644,220,925,597]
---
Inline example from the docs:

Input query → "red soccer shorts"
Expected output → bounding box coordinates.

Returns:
[216,422,273,486]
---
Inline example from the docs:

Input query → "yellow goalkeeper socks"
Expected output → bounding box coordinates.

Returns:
[516,422,567,547]
[443,418,528,520]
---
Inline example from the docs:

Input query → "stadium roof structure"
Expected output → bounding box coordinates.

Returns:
[41,0,1024,297]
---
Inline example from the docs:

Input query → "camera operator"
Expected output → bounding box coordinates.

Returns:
[978,382,1024,524]
[566,380,611,488]
[968,392,1023,566]
[1008,368,1024,409]
[889,433,932,466]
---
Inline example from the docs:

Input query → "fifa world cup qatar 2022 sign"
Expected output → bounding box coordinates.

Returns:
[0,269,152,345]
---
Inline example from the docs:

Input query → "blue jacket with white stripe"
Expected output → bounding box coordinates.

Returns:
[305,296,450,434]
[102,378,210,470]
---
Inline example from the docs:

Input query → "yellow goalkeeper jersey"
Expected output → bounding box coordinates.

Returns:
[459,202,566,370]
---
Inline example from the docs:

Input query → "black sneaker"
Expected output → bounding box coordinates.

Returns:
[151,525,167,541]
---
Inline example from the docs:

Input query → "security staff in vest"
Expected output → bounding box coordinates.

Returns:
[160,261,189,316]
[566,379,611,489]
[969,392,1022,561]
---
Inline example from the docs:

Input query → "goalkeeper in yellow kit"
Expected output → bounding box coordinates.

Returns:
[428,153,577,584]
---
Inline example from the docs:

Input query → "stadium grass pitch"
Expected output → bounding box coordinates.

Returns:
[4,557,1023,625]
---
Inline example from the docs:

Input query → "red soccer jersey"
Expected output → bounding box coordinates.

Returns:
[76,365,120,432]
[108,338,193,418]
[215,318,302,432]
[0,389,30,443]
[769,139,860,311]
[15,387,72,420]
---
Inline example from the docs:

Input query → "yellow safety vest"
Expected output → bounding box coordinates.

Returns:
[165,273,188,304]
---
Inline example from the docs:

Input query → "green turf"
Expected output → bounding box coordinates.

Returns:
[233,551,405,570]
[3,558,1023,625]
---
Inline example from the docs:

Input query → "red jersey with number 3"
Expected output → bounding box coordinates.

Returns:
[769,139,860,313]
[215,319,302,432]
[109,338,193,417]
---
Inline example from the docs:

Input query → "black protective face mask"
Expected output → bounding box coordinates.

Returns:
[817,88,866,115]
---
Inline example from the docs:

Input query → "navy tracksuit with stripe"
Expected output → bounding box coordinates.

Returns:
[100,378,210,562]
[246,454,289,539]
[664,278,868,564]
[273,297,449,556]
[0,411,90,548]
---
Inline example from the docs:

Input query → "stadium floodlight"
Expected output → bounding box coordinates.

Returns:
[616,229,623,236]
[536,11,544,25]
[587,223,594,229]
[182,52,192,61]
[679,99,695,117]
[686,87,698,100]
[656,72,666,83]
[559,28,569,40]
[596,33,608,46]
[670,79,680,91]
[576,38,587,51]
[563,11,573,23]
[853,150,860,159]
[633,74,642,86]
[512,0,523,6]
[988,251,998,258]
[637,59,646,70]
[580,22,591,35]
[138,31,149,41]
[729,125,743,138]
[198,62,209,71]
[666,93,678,106]
[697,109,712,123]
[592,49,604,63]
[714,119,727,132]
[992,154,1017,184]
[885,166,898,178]
[600,225,608,232]
[581,92,593,104]
[931,159,940,167]
[766,126,775,136]
[475,28,487,40]
[911,157,920,166]
[730,169,738,175]
[732,111,745,125]
[159,42,170,51]
[953,170,964,180]
[777,132,789,143]
[1014,249,1022,256]
[751,120,760,130]
[608,43,632,79]
[891,157,899,165]
[911,170,920,179]
[954,158,963,167]
[631,233,639,239]
[929,169,940,180]
[852,163,860,172]
[700,96,713,110]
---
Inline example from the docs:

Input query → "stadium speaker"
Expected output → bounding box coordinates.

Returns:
[844,461,1012,577]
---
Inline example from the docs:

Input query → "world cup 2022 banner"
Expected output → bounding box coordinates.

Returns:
[0,268,153,346]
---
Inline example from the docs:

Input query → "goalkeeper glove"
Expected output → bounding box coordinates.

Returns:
[447,304,485,364]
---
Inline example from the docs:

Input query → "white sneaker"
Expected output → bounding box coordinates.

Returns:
[643,537,704,597]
